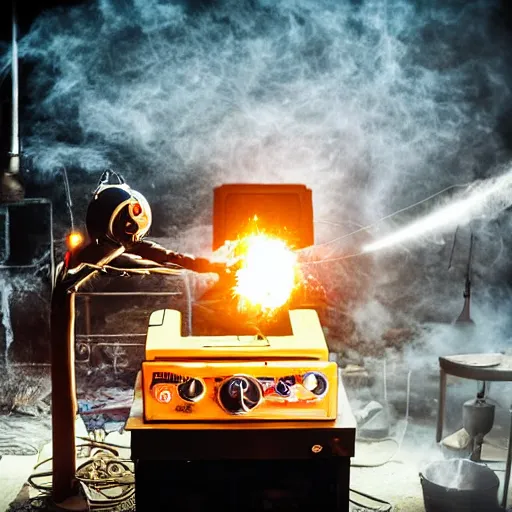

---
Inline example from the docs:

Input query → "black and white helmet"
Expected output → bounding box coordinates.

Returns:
[85,170,152,245]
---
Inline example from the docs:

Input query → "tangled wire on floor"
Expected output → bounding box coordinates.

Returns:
[8,437,135,512]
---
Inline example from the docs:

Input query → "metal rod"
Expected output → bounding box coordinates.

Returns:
[76,333,145,338]
[4,362,51,366]
[502,405,512,509]
[83,296,91,336]
[477,380,486,399]
[75,291,182,296]
[49,202,56,291]
[183,271,193,335]
[436,368,447,443]
[0,249,52,269]
[447,225,459,270]
[9,0,19,175]
[61,166,74,230]
[76,342,144,347]
[456,231,474,323]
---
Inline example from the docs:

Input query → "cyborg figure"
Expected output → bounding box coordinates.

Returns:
[65,170,226,275]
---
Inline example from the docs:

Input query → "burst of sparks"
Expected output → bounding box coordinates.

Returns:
[231,233,299,314]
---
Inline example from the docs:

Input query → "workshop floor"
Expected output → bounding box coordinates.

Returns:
[1,414,511,511]
[351,418,434,511]
[351,415,511,512]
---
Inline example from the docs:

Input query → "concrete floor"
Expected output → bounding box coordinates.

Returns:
[0,454,40,512]
[350,416,511,511]
[1,413,511,511]
[351,418,434,511]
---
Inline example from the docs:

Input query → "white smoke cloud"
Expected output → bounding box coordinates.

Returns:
[2,0,512,357]
[7,0,509,212]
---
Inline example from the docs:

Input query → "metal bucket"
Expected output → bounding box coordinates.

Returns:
[419,458,500,512]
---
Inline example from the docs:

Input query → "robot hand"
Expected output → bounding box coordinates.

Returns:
[209,262,238,289]
[194,261,238,304]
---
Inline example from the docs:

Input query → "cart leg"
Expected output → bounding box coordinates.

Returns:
[335,459,351,512]
[502,406,512,509]
[436,368,446,443]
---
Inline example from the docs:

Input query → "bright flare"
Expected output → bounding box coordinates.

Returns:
[234,234,298,312]
[66,231,84,250]
[363,168,512,253]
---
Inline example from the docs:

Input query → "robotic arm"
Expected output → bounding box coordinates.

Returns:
[129,240,225,274]
[65,170,227,276]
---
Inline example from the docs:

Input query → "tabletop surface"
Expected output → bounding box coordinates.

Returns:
[439,353,512,380]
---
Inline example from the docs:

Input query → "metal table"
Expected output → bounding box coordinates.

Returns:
[436,353,512,509]
[126,372,356,512]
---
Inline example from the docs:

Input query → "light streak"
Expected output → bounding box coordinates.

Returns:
[363,168,512,253]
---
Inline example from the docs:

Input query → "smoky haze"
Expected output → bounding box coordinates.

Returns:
[3,0,512,363]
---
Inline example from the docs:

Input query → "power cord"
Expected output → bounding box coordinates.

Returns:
[25,437,135,511]
[352,366,412,466]
[349,488,393,511]
[347,367,413,511]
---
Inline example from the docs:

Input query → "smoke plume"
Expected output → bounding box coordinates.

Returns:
[2,0,512,364]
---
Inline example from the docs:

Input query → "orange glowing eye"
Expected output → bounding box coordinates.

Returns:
[132,202,142,216]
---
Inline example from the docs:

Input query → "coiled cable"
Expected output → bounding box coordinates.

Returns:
[24,438,134,511]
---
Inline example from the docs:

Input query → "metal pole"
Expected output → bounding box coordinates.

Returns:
[75,291,183,296]
[436,367,447,443]
[50,245,125,505]
[502,404,512,509]
[9,0,19,176]
[83,296,91,337]
[50,286,79,504]
[2,0,24,202]
[49,202,56,291]
[183,271,193,335]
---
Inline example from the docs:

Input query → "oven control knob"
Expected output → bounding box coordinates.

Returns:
[177,378,205,402]
[218,375,263,414]
[153,384,172,404]
[302,372,329,397]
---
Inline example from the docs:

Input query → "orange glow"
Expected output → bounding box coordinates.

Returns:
[232,233,299,314]
[66,231,84,250]
[132,202,142,216]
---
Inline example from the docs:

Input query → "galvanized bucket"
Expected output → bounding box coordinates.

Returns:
[419,458,500,512]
